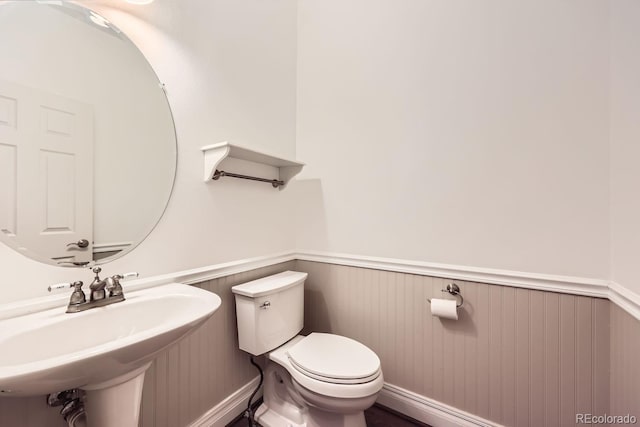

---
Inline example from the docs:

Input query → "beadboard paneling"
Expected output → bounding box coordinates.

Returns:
[1,259,638,427]
[296,260,611,427]
[610,303,640,419]
[0,396,66,427]
[0,261,295,427]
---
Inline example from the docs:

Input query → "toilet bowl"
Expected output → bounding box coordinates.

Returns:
[232,271,384,427]
[257,335,383,427]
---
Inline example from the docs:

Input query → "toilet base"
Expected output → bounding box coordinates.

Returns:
[256,403,366,427]
[255,403,305,427]
[255,362,373,427]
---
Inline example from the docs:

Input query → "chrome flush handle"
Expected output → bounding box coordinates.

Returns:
[260,301,271,309]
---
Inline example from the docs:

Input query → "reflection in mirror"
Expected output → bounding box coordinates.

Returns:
[0,1,176,267]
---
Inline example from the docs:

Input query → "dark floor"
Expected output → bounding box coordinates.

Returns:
[365,404,431,427]
[228,403,431,427]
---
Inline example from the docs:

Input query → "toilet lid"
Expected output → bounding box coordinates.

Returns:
[286,333,380,383]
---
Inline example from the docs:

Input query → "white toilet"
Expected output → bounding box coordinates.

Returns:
[232,271,384,427]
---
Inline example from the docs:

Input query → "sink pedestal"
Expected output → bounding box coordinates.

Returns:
[83,362,152,427]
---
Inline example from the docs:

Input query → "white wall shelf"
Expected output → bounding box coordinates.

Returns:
[201,142,304,190]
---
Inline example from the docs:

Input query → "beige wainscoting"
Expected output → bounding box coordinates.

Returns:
[610,303,640,420]
[0,261,295,427]
[1,259,638,427]
[295,260,612,427]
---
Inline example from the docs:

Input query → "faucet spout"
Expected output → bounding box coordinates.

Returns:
[89,267,108,301]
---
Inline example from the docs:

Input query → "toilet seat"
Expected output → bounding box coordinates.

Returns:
[287,333,381,384]
[269,334,384,399]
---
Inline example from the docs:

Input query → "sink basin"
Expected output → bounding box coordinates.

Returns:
[0,282,221,399]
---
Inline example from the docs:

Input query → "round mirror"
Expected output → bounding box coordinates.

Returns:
[0,1,176,267]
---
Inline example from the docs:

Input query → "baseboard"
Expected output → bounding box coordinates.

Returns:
[189,378,497,427]
[188,376,262,427]
[377,383,502,427]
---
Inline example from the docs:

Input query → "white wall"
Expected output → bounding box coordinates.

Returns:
[295,0,610,279]
[2,0,635,305]
[0,0,298,304]
[610,0,640,296]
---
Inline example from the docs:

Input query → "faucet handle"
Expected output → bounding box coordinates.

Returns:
[48,281,86,308]
[48,282,70,292]
[109,271,139,286]
[120,272,139,280]
[48,281,81,292]
[107,272,137,298]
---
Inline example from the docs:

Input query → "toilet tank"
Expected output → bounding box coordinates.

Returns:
[232,271,307,356]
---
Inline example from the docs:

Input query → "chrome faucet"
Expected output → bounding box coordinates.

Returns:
[89,267,109,302]
[49,268,139,313]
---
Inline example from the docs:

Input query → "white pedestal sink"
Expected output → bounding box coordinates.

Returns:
[0,283,221,427]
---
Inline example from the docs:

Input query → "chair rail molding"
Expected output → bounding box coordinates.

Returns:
[609,281,640,322]
[2,250,638,322]
[295,251,609,296]
[295,250,640,321]
[0,251,297,320]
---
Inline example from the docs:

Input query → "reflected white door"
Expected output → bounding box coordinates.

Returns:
[0,80,93,263]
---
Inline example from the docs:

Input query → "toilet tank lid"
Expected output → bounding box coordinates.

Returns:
[231,271,308,298]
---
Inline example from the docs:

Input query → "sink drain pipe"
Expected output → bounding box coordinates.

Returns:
[47,389,87,427]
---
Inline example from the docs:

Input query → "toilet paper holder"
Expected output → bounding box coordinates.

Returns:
[427,283,464,308]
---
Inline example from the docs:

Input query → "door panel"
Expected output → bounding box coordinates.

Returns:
[0,90,20,239]
[0,144,17,237]
[0,79,93,263]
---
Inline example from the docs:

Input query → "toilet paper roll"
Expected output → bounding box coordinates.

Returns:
[430,298,458,320]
